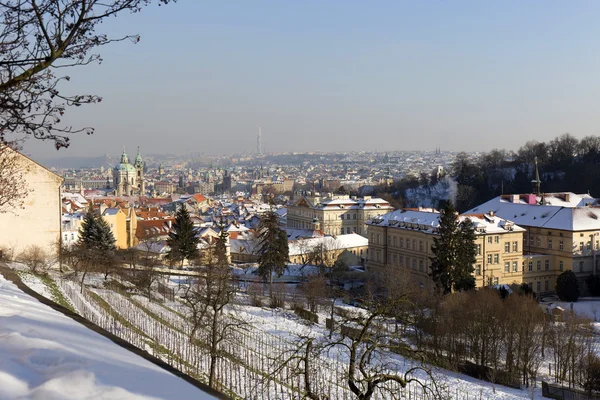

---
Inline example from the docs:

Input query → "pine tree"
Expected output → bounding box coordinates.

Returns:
[75,205,117,287]
[430,201,459,294]
[556,270,580,302]
[454,217,477,291]
[167,204,200,267]
[214,223,229,268]
[430,202,478,294]
[257,210,289,299]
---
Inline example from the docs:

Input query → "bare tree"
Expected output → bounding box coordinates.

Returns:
[183,228,242,389]
[18,244,53,273]
[1,0,175,147]
[298,273,327,313]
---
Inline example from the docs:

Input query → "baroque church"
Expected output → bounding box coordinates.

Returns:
[113,147,145,196]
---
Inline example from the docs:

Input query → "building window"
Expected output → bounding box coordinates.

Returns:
[513,241,518,252]
[536,281,541,292]
[419,260,424,271]
[419,241,423,252]
[513,261,518,272]
[524,236,528,245]
[377,234,380,244]
[588,241,592,250]
[341,228,345,235]
[536,236,541,247]
[476,244,482,255]
[488,236,492,244]
[494,277,499,285]
[504,262,510,273]
[393,253,398,265]
[528,261,533,272]
[387,235,391,244]
[412,258,417,270]
[559,240,564,250]
[545,260,550,271]
[393,236,397,247]
[399,256,404,267]
[487,254,493,264]
[580,242,584,252]
[559,260,564,271]
[537,260,541,271]
[579,261,584,273]
[504,242,510,253]
[347,227,351,234]
[353,214,356,219]
[545,280,549,291]
[548,239,552,249]
[495,236,500,244]
[476,264,481,275]
[494,254,499,264]
[413,240,417,250]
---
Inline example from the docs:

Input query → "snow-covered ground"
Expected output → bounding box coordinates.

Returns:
[0,275,216,400]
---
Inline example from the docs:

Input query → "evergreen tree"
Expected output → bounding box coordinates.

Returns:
[556,270,580,302]
[167,204,200,266]
[430,202,477,294]
[430,201,459,294]
[257,210,289,299]
[214,223,229,268]
[454,217,477,291]
[75,205,117,286]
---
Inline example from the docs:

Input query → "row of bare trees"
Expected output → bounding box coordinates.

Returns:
[411,287,600,392]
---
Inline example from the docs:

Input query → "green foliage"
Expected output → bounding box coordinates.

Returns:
[77,206,117,253]
[214,224,229,268]
[585,275,600,296]
[256,210,289,283]
[556,270,580,302]
[430,202,477,294]
[166,204,200,265]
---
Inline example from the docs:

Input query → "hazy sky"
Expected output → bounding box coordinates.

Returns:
[22,1,600,158]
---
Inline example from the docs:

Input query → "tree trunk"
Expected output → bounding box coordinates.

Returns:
[209,311,219,388]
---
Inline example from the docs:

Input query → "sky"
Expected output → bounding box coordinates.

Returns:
[21,1,600,158]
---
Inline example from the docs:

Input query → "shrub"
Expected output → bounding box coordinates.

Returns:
[585,275,600,296]
[556,270,580,302]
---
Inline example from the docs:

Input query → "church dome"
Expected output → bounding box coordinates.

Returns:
[115,148,136,172]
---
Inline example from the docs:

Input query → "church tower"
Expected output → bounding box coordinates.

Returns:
[134,147,145,194]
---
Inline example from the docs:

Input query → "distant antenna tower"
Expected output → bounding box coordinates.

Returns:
[257,127,263,155]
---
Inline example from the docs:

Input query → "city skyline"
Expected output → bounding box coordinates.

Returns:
[19,1,600,158]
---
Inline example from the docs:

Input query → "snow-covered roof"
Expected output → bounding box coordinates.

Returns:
[468,193,600,231]
[288,234,368,256]
[368,208,526,234]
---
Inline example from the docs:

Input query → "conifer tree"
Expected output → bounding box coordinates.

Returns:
[257,209,289,299]
[214,224,229,268]
[454,217,477,291]
[430,201,459,294]
[167,204,199,266]
[430,201,477,294]
[75,205,116,288]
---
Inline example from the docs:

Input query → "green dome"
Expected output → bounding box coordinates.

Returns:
[115,162,136,173]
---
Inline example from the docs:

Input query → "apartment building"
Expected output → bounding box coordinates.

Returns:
[287,193,393,237]
[468,192,600,294]
[366,208,526,290]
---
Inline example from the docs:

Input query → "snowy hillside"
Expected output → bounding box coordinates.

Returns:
[0,275,216,400]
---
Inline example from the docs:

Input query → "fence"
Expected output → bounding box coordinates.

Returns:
[543,381,600,400]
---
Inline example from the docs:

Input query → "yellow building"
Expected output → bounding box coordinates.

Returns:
[468,192,600,294]
[101,207,128,250]
[366,209,526,290]
[287,193,393,237]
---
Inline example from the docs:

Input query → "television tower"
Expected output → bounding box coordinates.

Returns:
[257,127,263,155]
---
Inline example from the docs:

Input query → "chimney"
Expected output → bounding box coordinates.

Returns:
[489,210,495,217]
[564,193,571,203]
[511,194,519,203]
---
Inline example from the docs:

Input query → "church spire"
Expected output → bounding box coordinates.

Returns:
[135,146,143,167]
[532,156,541,196]
[120,146,129,164]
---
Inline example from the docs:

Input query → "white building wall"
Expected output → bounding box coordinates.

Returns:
[0,150,62,258]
